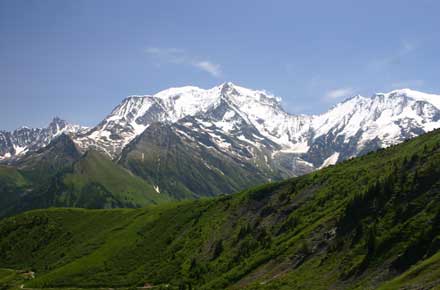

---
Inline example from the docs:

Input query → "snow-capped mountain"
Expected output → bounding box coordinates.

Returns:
[0,117,88,161]
[2,84,440,179]
[305,89,440,167]
[73,86,226,157]
[73,82,313,158]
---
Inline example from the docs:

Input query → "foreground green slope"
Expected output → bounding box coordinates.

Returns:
[2,129,440,289]
[0,135,172,217]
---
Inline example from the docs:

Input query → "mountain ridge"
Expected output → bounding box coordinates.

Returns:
[0,117,88,162]
[1,83,440,183]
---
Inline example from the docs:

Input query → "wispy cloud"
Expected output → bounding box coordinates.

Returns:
[324,87,355,100]
[369,40,417,69]
[145,47,222,77]
[192,61,222,77]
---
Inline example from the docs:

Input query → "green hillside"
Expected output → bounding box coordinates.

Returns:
[16,134,82,183]
[59,150,172,207]
[0,135,172,217]
[2,129,440,289]
[0,166,28,219]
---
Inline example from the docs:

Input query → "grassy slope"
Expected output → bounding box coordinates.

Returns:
[16,134,82,184]
[378,251,440,290]
[0,166,27,186]
[0,268,19,289]
[0,148,172,217]
[0,166,29,217]
[2,130,440,289]
[62,150,171,207]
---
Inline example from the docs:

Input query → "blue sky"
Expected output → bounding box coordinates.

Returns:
[1,0,439,130]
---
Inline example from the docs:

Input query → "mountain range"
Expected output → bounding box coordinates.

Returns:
[2,126,440,289]
[2,82,440,289]
[1,83,440,212]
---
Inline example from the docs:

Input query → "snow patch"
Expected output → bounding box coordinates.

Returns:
[320,152,340,169]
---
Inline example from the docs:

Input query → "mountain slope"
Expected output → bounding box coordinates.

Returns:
[119,121,279,199]
[2,129,440,289]
[62,150,171,207]
[0,135,172,217]
[307,89,440,166]
[15,133,82,183]
[0,166,28,219]
[0,134,84,217]
[0,117,87,161]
